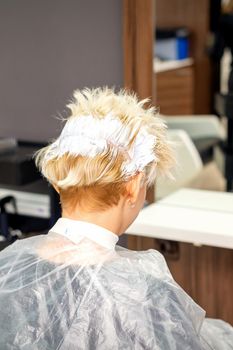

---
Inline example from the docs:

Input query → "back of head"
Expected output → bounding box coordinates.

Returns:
[35,87,173,211]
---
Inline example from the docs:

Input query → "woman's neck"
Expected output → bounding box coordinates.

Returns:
[62,200,126,236]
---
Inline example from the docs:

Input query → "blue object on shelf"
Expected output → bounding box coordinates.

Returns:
[155,27,190,61]
[177,37,189,59]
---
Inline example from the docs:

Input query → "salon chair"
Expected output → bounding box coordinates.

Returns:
[156,129,203,199]
[162,115,225,164]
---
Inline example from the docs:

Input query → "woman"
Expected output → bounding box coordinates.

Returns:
[0,88,232,349]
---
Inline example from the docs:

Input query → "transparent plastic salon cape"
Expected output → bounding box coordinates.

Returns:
[0,218,233,350]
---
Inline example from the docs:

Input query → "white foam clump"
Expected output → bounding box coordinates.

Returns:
[45,114,157,176]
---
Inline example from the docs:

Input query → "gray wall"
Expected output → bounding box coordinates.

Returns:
[0,0,123,142]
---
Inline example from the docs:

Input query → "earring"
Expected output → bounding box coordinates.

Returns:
[128,199,135,208]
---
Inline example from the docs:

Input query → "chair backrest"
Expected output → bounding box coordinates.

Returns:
[156,129,203,200]
[161,115,225,140]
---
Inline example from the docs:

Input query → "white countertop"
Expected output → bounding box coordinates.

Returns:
[0,187,50,218]
[126,189,233,249]
[154,58,193,73]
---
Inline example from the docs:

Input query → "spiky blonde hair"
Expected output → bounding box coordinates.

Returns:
[35,87,173,211]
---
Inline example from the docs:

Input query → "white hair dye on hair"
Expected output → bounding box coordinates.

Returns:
[35,87,174,190]
[44,114,157,178]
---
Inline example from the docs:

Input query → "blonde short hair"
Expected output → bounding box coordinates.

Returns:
[35,87,173,211]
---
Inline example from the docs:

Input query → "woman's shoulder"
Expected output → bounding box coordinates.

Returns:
[115,246,171,278]
[101,247,175,307]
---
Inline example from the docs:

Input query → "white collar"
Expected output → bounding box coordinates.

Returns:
[49,218,119,250]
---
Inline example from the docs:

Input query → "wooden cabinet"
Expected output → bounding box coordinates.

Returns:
[155,65,194,115]
[155,0,212,114]
[194,245,233,323]
[127,235,233,325]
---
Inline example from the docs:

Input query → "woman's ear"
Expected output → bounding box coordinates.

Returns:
[126,172,145,204]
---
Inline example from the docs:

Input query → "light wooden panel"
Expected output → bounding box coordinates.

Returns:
[123,0,155,204]
[123,0,154,100]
